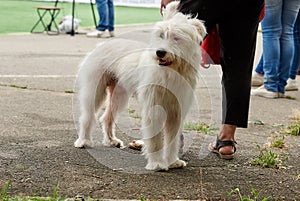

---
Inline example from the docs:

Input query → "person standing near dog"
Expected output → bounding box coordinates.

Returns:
[252,9,300,91]
[87,0,115,37]
[160,0,264,159]
[251,1,300,96]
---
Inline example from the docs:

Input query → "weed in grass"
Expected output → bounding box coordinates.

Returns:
[227,163,238,168]
[270,135,285,149]
[184,122,218,134]
[0,182,66,201]
[139,199,157,201]
[64,90,74,94]
[127,109,141,119]
[0,180,12,201]
[283,120,300,136]
[251,145,281,168]
[226,187,270,201]
[285,95,296,100]
[128,109,136,114]
[48,184,66,201]
[271,123,284,127]
[130,113,142,119]
[253,120,264,125]
[297,174,300,180]
[9,84,27,89]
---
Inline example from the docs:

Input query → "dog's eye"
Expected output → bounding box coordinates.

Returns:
[159,33,164,39]
[173,37,180,42]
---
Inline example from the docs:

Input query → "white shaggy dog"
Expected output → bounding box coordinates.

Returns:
[74,2,206,171]
[58,15,80,33]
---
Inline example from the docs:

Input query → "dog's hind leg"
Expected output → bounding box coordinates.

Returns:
[74,79,104,148]
[100,82,128,148]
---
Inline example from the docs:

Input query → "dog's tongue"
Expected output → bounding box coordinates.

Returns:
[159,58,172,66]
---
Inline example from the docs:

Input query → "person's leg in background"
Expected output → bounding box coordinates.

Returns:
[262,0,282,93]
[278,0,300,93]
[87,0,109,37]
[252,55,264,86]
[251,0,284,98]
[107,0,114,34]
[286,9,300,91]
[96,0,108,32]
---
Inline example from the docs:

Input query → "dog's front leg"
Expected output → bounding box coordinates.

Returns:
[141,106,168,171]
[164,118,187,169]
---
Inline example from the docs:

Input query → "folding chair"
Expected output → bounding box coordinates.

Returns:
[30,0,61,35]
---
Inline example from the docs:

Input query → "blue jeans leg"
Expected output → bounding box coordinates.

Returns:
[96,0,114,31]
[261,0,282,92]
[279,1,300,92]
[107,0,114,31]
[262,0,300,93]
[255,55,264,75]
[290,11,300,80]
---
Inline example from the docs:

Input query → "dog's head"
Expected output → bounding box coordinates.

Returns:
[150,12,206,72]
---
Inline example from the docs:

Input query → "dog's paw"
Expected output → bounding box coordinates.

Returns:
[168,159,187,169]
[74,138,93,148]
[103,138,124,148]
[145,161,169,171]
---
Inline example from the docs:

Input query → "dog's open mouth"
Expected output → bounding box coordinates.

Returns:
[158,58,172,66]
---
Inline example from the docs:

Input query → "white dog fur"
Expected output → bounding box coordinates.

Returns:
[74,2,206,171]
[59,15,80,33]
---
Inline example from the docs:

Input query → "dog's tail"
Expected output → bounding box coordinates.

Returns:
[77,47,109,115]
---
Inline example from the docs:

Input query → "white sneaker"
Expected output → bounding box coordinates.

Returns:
[86,30,104,38]
[285,78,298,91]
[278,92,285,98]
[109,31,115,37]
[251,85,279,99]
[251,72,264,86]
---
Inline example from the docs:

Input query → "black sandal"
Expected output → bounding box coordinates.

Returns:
[209,138,237,160]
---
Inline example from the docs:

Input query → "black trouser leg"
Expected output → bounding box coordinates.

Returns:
[218,17,260,128]
[179,0,264,128]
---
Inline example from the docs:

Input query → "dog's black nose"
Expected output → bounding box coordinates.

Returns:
[156,49,167,58]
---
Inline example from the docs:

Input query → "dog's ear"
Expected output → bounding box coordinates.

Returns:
[163,1,179,20]
[188,18,207,40]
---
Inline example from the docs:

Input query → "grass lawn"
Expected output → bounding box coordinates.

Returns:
[0,0,162,34]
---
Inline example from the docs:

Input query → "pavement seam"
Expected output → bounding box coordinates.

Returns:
[0,83,74,94]
[199,168,204,199]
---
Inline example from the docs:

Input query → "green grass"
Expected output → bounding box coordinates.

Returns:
[0,0,161,34]
[0,180,12,201]
[184,121,218,134]
[130,113,141,119]
[270,135,285,149]
[251,146,282,168]
[64,89,74,93]
[9,84,27,89]
[0,181,65,201]
[128,108,136,114]
[283,120,300,136]
[226,187,270,201]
